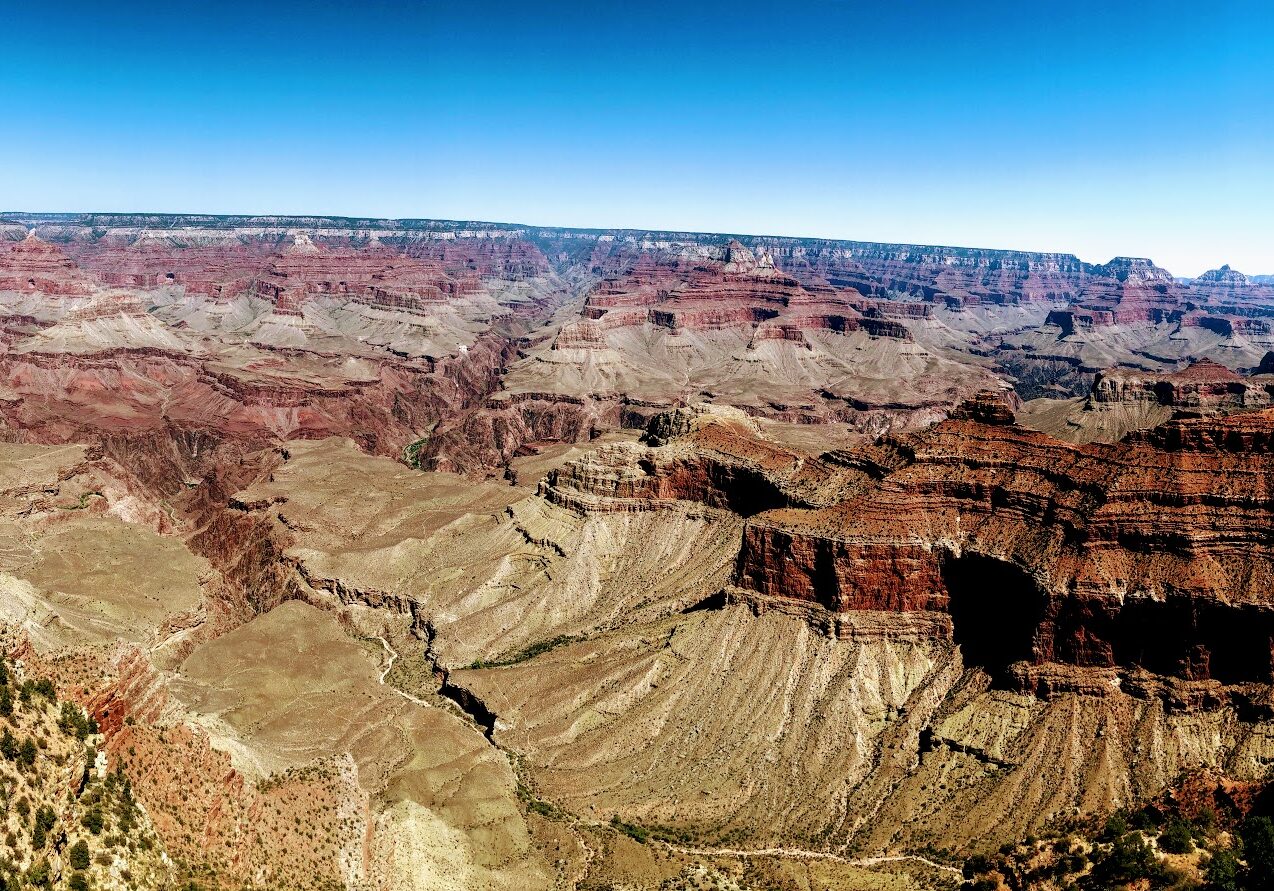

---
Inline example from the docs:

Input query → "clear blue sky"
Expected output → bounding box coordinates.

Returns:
[2,0,1270,275]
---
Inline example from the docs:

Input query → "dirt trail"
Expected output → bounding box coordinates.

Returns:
[375,635,431,707]
[662,844,963,876]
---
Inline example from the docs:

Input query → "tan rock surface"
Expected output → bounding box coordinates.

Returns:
[172,600,551,891]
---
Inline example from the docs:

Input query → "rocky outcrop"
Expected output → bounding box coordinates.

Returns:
[0,342,489,455]
[400,235,551,278]
[1090,359,1272,412]
[949,389,1019,424]
[1191,264,1274,307]
[0,232,97,295]
[748,239,1089,306]
[547,399,1274,695]
[565,239,910,347]
[1017,359,1274,446]
[421,390,613,475]
[1044,259,1274,335]
[245,237,480,317]
[733,400,1274,689]
[63,236,275,298]
[540,404,874,515]
[1043,257,1184,331]
[0,219,586,480]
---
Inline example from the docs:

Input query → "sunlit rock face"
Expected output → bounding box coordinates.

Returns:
[0,231,98,295]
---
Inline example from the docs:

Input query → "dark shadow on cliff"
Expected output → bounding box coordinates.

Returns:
[941,553,1047,683]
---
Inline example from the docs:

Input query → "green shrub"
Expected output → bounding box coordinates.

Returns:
[25,859,50,889]
[31,806,55,848]
[1090,832,1165,885]
[1241,816,1274,886]
[610,815,648,844]
[1203,847,1241,891]
[18,738,36,768]
[59,702,92,740]
[468,635,581,669]
[1159,816,1193,854]
[1103,810,1130,840]
[963,853,993,878]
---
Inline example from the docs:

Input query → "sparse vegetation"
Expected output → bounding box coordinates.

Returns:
[403,437,430,468]
[516,781,563,820]
[467,634,581,669]
[610,815,698,846]
[962,799,1274,891]
[56,490,104,511]
[0,652,169,889]
[58,700,97,740]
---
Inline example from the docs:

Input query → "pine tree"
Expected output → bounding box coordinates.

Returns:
[68,839,90,870]
[18,737,36,769]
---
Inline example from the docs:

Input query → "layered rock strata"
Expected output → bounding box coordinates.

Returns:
[543,400,1274,693]
[559,239,908,348]
[735,398,1274,691]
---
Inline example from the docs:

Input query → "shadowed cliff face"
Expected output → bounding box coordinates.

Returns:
[1039,595,1274,684]
[938,551,1274,686]
[730,400,1274,690]
[941,553,1046,679]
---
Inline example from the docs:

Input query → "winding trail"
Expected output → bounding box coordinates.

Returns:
[655,843,963,877]
[377,635,397,683]
[375,635,430,707]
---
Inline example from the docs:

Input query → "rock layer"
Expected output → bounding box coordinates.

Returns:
[734,399,1274,688]
[535,398,1274,691]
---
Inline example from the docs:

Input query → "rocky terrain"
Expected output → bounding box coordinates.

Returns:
[0,647,170,891]
[1,212,1274,889]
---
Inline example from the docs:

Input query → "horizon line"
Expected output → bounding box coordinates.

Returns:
[2,209,1232,275]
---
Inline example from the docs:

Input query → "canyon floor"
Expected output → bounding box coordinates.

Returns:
[2,214,1273,889]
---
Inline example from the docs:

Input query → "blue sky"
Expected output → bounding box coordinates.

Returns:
[1,0,1270,275]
